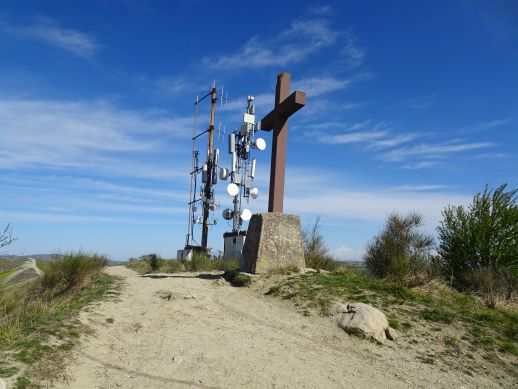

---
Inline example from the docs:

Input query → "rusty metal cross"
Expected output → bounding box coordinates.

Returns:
[260,72,306,213]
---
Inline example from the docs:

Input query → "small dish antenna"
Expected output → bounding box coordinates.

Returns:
[249,187,259,199]
[240,208,252,221]
[227,183,239,196]
[254,137,266,151]
[222,208,233,220]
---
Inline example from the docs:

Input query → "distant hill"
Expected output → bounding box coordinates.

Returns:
[1,254,123,266]
[2,254,55,260]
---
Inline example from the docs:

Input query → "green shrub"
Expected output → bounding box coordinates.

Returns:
[40,252,106,296]
[139,253,159,271]
[160,260,186,273]
[437,184,518,302]
[305,254,336,271]
[137,261,153,274]
[302,217,337,271]
[223,270,252,287]
[363,212,434,286]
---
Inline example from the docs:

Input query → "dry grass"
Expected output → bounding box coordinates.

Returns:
[0,252,119,388]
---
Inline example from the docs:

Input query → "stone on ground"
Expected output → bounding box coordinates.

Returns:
[331,302,396,342]
[154,289,172,300]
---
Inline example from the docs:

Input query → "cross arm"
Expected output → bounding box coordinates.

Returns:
[260,90,306,131]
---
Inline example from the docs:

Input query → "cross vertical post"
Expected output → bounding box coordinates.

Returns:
[259,72,306,213]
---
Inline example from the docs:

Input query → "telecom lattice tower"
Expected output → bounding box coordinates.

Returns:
[220,96,266,260]
[179,86,220,260]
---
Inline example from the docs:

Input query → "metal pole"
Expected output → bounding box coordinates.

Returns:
[201,87,217,250]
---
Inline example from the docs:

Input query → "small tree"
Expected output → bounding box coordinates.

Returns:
[364,212,434,286]
[302,217,336,271]
[1,223,15,250]
[139,253,160,271]
[437,184,518,302]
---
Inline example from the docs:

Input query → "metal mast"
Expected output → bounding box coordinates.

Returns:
[201,86,217,250]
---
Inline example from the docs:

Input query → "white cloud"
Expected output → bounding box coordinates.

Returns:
[203,19,338,69]
[308,5,334,16]
[2,21,98,58]
[154,76,192,96]
[368,133,421,149]
[341,33,366,68]
[279,168,471,231]
[0,98,192,178]
[286,189,470,229]
[387,184,447,191]
[330,245,364,261]
[293,73,370,97]
[459,118,513,133]
[400,161,439,170]
[388,95,436,110]
[382,141,494,162]
[319,130,387,144]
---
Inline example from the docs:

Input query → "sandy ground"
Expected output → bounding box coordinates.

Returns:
[54,266,511,389]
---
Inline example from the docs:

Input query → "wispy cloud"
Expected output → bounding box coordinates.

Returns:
[387,184,447,191]
[387,95,436,110]
[153,76,193,96]
[203,18,338,69]
[308,5,334,16]
[311,120,418,149]
[293,73,370,97]
[382,141,494,162]
[459,118,513,133]
[320,130,387,144]
[341,32,366,68]
[0,98,192,177]
[368,133,421,149]
[282,169,471,228]
[330,245,364,261]
[400,161,439,170]
[2,20,98,58]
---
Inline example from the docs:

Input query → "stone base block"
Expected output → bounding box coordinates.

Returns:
[240,213,305,273]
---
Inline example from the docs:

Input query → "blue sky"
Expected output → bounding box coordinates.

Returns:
[1,0,517,260]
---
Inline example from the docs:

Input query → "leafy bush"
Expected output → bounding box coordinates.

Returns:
[187,253,212,271]
[223,270,252,287]
[40,252,107,296]
[302,217,337,271]
[139,253,159,271]
[160,260,186,273]
[363,212,434,286]
[437,184,518,303]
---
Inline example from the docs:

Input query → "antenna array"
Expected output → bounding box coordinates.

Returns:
[220,96,266,233]
[185,87,220,251]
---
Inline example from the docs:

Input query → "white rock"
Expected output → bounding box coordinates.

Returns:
[385,326,399,341]
[331,302,390,342]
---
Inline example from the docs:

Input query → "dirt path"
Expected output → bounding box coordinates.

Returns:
[1,258,43,285]
[55,266,503,389]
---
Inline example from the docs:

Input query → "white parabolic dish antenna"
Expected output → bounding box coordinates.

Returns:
[249,187,259,199]
[226,183,239,196]
[240,208,252,221]
[255,137,266,151]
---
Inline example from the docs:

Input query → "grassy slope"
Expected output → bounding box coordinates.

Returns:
[0,268,17,280]
[0,255,120,389]
[0,259,27,273]
[266,270,518,379]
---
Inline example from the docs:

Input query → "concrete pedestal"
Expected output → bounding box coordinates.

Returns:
[240,213,305,273]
